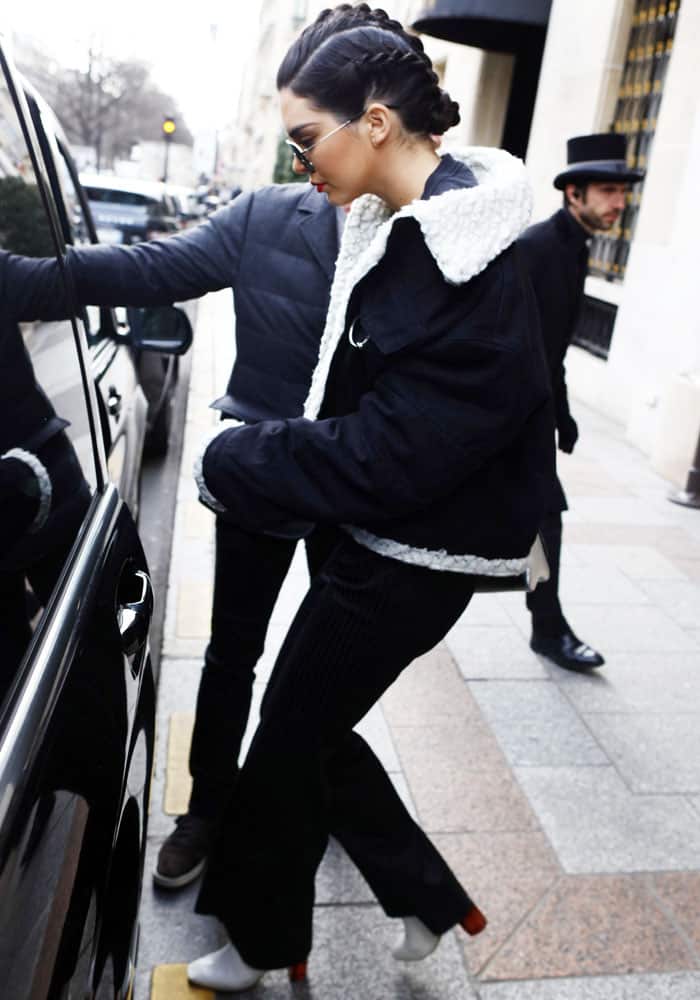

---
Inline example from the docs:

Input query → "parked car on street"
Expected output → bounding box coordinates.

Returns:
[79,173,181,245]
[166,183,202,227]
[0,35,190,999]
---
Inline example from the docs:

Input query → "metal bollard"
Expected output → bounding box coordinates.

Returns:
[669,426,700,508]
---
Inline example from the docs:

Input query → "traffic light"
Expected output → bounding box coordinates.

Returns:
[162,116,176,141]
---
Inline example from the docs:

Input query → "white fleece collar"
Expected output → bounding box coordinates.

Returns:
[341,145,532,286]
[304,146,533,421]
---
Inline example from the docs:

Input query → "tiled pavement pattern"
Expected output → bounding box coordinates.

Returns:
[141,291,700,1000]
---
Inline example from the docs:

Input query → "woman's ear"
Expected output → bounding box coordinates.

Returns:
[365,102,393,147]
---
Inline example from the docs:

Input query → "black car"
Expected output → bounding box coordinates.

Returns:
[0,38,190,998]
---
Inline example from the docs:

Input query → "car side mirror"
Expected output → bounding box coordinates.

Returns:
[127,305,193,355]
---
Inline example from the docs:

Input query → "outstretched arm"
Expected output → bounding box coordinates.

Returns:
[65,195,253,306]
[2,251,73,322]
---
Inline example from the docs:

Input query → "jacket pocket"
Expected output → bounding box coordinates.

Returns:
[357,309,433,356]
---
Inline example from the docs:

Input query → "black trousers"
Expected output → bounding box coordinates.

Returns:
[196,535,477,970]
[188,519,298,819]
[526,510,568,637]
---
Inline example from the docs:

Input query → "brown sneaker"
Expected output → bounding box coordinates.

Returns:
[153,814,212,889]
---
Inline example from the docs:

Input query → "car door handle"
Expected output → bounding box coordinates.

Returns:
[107,386,122,418]
[117,569,153,659]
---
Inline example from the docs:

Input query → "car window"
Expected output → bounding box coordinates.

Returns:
[84,187,150,207]
[0,71,99,703]
[52,143,91,246]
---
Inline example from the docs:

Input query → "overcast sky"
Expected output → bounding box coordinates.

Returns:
[5,0,264,136]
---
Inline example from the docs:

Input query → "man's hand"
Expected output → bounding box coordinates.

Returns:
[557,415,579,454]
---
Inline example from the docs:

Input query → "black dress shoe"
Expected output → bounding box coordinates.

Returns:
[530,631,605,672]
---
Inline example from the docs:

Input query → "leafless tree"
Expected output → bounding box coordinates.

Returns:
[22,48,193,170]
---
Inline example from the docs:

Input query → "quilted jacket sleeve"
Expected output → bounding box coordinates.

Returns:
[1,251,73,322]
[64,194,253,306]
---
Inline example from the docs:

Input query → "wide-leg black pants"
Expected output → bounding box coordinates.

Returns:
[196,535,477,969]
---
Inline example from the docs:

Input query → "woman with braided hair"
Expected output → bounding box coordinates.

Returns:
[188,4,553,991]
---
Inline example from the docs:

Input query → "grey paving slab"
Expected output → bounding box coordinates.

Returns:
[568,544,687,581]
[447,627,548,680]
[161,636,208,659]
[540,604,698,654]
[559,544,587,567]
[558,455,631,498]
[148,658,202,838]
[584,713,700,794]
[155,657,203,715]
[637,578,700,628]
[478,971,700,1000]
[390,771,418,819]
[555,651,700,715]
[187,905,478,1000]
[451,594,513,627]
[565,497,675,527]
[356,702,402,773]
[297,904,478,1000]
[558,565,650,605]
[468,681,609,767]
[513,766,700,873]
[134,836,221,1000]
[492,596,532,638]
[315,837,375,905]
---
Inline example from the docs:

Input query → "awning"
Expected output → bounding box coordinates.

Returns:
[412,0,552,53]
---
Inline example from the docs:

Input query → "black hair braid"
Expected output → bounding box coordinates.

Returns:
[277,6,460,137]
[279,4,429,90]
[314,4,427,57]
[353,45,460,135]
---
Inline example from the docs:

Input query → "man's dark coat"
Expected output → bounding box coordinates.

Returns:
[517,207,589,511]
[65,183,339,422]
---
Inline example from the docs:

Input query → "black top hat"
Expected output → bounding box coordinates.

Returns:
[553,133,645,190]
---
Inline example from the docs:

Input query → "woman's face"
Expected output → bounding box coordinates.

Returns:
[279,88,371,206]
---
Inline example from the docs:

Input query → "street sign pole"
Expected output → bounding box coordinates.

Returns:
[162,116,176,184]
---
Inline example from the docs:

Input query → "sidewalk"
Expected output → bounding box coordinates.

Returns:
[139,288,700,1000]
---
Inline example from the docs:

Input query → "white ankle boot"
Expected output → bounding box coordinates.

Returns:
[392,916,441,962]
[187,941,264,992]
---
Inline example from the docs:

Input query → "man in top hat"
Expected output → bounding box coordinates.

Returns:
[518,133,644,671]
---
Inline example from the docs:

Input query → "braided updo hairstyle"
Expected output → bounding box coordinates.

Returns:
[276,4,460,137]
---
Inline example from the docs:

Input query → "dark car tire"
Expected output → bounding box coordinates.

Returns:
[141,356,178,458]
[144,391,173,458]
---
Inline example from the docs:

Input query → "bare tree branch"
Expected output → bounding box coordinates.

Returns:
[19,48,193,168]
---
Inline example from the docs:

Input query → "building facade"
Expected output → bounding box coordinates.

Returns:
[413,0,699,487]
[526,0,699,488]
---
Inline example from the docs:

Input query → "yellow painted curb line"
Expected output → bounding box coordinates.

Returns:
[151,963,213,998]
[164,712,195,816]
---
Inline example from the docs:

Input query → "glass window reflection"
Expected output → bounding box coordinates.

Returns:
[0,77,95,701]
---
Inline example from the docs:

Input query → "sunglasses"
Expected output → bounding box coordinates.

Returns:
[285,114,362,173]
